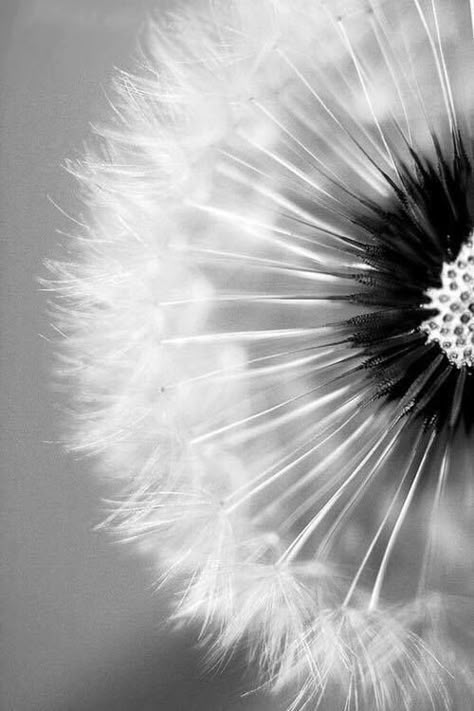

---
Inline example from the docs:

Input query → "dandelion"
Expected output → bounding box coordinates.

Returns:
[48,0,474,708]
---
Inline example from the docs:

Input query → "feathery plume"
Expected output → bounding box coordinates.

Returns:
[48,1,474,708]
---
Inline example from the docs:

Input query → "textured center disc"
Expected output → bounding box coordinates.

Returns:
[421,236,474,368]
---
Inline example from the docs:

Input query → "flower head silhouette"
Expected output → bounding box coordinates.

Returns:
[49,0,474,708]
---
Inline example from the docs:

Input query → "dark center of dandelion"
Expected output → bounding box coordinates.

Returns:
[421,237,474,368]
[343,132,474,431]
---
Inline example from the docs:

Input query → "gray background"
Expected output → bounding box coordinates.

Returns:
[0,2,277,709]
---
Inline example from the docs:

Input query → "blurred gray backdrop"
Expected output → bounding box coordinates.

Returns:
[0,2,277,709]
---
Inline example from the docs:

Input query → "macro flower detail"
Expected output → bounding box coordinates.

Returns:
[421,238,474,369]
[49,0,474,708]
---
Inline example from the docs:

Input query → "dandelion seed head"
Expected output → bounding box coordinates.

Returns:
[49,0,474,708]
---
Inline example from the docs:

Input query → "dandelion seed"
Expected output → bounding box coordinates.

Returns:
[49,0,474,708]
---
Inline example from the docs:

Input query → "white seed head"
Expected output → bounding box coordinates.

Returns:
[421,238,474,368]
[48,0,474,708]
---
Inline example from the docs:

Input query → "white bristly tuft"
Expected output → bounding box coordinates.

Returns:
[48,1,474,709]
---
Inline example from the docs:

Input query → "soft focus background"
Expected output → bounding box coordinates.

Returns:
[0,3,277,709]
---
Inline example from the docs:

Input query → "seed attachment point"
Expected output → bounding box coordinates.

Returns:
[421,237,474,368]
